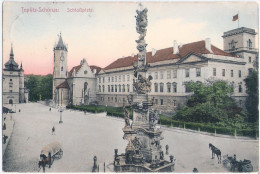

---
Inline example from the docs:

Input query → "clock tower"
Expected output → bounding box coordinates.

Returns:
[53,33,68,101]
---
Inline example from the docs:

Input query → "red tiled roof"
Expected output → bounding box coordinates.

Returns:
[103,40,235,70]
[56,81,69,89]
[90,65,101,74]
[68,64,82,78]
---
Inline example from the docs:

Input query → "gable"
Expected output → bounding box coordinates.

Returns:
[75,62,95,78]
[178,54,207,64]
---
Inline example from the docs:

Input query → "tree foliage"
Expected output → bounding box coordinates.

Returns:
[175,80,243,123]
[25,74,53,102]
[244,70,259,122]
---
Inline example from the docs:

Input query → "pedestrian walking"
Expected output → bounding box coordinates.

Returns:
[52,126,55,135]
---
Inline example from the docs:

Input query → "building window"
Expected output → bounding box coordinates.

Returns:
[222,69,225,77]
[103,77,105,83]
[173,100,177,106]
[231,70,234,77]
[99,78,101,83]
[99,85,101,92]
[118,76,121,82]
[196,68,201,77]
[10,79,12,81]
[84,70,88,74]
[119,85,121,92]
[111,85,114,92]
[167,83,171,93]
[10,90,12,92]
[115,85,117,92]
[160,83,164,92]
[108,85,110,92]
[155,99,158,105]
[160,99,164,105]
[173,83,177,93]
[111,97,113,101]
[108,97,110,102]
[167,71,171,79]
[185,69,189,78]
[61,66,63,71]
[9,85,13,88]
[154,83,158,92]
[213,68,216,76]
[115,76,117,82]
[108,77,110,82]
[127,75,130,81]
[123,75,125,82]
[247,39,252,48]
[239,84,243,93]
[248,68,253,74]
[127,84,130,92]
[115,97,117,102]
[112,77,114,82]
[249,57,252,63]
[229,40,237,50]
[238,70,242,78]
[173,70,177,78]
[185,84,191,93]
[160,71,164,79]
[154,72,158,79]
[102,85,105,92]
[122,84,125,92]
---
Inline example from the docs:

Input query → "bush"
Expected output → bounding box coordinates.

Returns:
[159,115,258,137]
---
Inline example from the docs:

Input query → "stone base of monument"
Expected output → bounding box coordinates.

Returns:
[114,154,175,172]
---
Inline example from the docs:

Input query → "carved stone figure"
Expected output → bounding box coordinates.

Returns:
[133,74,152,94]
[123,106,131,127]
[149,110,159,129]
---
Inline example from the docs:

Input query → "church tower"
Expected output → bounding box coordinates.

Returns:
[53,34,68,101]
[222,27,258,71]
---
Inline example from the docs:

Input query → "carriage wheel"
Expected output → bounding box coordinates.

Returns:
[242,164,253,172]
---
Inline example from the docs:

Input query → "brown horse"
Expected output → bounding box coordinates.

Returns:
[38,153,53,172]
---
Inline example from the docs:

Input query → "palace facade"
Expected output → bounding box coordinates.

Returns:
[53,27,258,113]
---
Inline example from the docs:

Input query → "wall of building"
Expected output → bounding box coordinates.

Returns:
[3,70,20,104]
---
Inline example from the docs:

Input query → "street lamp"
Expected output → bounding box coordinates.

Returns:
[59,89,63,124]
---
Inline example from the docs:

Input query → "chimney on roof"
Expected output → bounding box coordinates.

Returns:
[173,40,179,54]
[205,38,213,53]
[152,48,157,56]
[81,58,86,65]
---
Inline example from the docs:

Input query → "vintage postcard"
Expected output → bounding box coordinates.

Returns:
[2,1,259,173]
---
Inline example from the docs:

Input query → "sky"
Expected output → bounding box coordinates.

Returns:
[2,1,259,75]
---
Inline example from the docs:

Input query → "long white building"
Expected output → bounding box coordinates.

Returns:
[96,27,257,113]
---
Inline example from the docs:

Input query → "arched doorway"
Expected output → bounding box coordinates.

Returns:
[9,99,13,104]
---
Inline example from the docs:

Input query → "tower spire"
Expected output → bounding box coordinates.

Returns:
[10,43,14,59]
[20,61,23,69]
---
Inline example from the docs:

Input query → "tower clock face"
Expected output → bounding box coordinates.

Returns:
[60,52,64,61]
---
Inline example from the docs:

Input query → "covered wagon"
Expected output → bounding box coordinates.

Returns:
[38,141,63,171]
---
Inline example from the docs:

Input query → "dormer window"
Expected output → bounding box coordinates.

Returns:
[84,70,88,74]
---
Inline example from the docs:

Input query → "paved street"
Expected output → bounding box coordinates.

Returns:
[3,103,259,172]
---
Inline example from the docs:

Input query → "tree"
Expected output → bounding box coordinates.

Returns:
[175,80,242,123]
[244,70,259,122]
[25,74,53,102]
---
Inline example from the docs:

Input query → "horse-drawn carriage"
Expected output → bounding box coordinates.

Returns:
[222,154,253,172]
[38,141,63,172]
